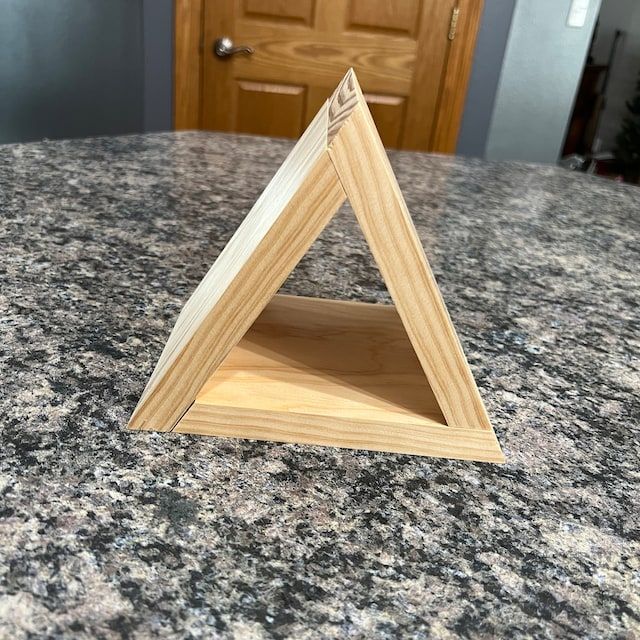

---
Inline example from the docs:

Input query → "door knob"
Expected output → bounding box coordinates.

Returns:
[214,37,254,58]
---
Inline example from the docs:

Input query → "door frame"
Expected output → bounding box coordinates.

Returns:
[173,0,483,153]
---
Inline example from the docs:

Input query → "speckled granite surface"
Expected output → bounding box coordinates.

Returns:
[1,132,638,639]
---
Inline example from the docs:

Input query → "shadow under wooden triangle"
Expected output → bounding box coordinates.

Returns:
[128,69,505,463]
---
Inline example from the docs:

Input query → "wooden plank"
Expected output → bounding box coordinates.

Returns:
[174,0,203,129]
[177,405,504,463]
[326,70,493,431]
[129,102,346,431]
[327,70,360,141]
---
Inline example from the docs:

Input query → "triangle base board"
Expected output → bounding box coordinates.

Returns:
[166,295,504,463]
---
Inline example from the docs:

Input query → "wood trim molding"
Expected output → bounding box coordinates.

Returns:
[431,0,485,153]
[174,0,203,129]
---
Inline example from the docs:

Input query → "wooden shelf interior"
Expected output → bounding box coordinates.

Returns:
[192,294,447,429]
[177,294,503,462]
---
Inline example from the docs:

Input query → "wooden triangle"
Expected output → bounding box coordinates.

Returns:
[129,69,504,463]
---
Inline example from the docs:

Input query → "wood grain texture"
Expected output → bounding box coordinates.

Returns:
[178,294,503,462]
[327,69,359,142]
[365,94,406,149]
[347,0,422,36]
[401,0,455,150]
[307,86,406,147]
[232,20,416,94]
[195,294,446,426]
[201,0,235,131]
[174,0,203,129]
[243,0,316,25]
[129,102,346,431]
[236,81,306,138]
[431,0,485,153]
[327,71,493,431]
[132,70,503,462]
[177,404,504,462]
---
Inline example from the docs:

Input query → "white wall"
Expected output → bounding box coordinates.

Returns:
[591,0,640,151]
[486,0,601,164]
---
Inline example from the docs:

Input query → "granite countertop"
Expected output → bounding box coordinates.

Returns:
[1,132,638,639]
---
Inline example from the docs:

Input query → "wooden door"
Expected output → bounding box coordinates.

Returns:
[175,0,483,151]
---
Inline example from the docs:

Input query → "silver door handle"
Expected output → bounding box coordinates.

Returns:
[214,37,254,58]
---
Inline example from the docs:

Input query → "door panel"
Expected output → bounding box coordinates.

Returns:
[347,0,422,36]
[243,0,315,25]
[197,0,482,150]
[402,0,458,150]
[236,81,306,137]
[232,23,415,94]
[365,94,407,149]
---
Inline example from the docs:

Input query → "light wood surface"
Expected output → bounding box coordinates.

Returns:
[194,295,446,426]
[182,0,483,151]
[327,71,493,431]
[131,69,504,462]
[129,101,345,431]
[178,405,504,463]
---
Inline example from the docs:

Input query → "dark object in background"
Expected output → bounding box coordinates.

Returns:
[559,152,624,182]
[563,64,607,156]
[614,70,640,184]
[563,29,624,158]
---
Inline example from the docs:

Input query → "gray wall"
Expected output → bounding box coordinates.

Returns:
[143,0,173,132]
[457,0,517,157]
[485,0,601,163]
[0,0,173,145]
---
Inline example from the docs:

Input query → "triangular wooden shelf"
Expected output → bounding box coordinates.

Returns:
[129,69,505,463]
